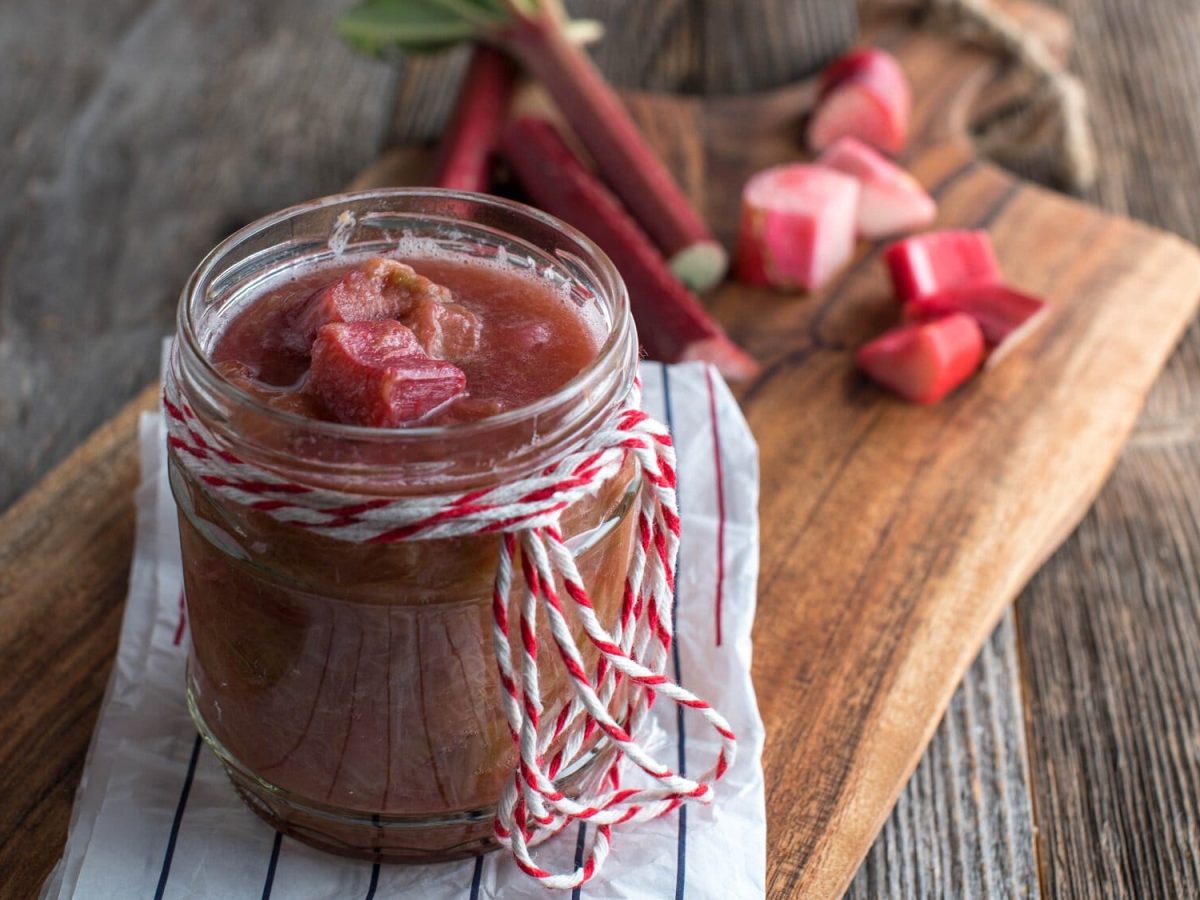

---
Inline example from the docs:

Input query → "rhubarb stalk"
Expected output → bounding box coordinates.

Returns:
[431,46,517,191]
[501,116,757,381]
[338,0,728,291]
[501,4,727,290]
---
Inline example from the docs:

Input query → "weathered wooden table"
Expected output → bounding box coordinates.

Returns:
[2,1,1198,897]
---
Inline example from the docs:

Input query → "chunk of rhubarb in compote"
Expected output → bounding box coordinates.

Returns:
[403,295,482,362]
[307,320,467,427]
[809,48,912,155]
[736,163,860,292]
[284,258,453,353]
[856,312,985,404]
[817,136,936,238]
[884,230,1003,304]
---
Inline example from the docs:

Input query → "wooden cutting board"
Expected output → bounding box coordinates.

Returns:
[4,2,1199,897]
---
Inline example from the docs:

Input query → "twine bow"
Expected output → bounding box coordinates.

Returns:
[162,353,736,891]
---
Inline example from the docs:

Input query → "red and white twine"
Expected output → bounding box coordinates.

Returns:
[162,359,736,890]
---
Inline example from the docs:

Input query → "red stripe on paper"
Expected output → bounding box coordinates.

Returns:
[705,368,728,647]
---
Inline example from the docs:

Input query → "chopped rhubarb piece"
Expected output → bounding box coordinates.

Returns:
[403,296,481,362]
[431,46,517,192]
[809,48,911,155]
[735,163,860,292]
[856,312,985,404]
[307,320,466,427]
[904,283,1048,366]
[884,230,1003,304]
[817,137,936,239]
[500,117,758,381]
[284,258,452,354]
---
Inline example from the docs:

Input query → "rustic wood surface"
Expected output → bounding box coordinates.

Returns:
[3,2,1200,900]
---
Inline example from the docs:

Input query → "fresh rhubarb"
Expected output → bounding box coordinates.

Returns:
[884,230,1003,304]
[431,45,517,192]
[735,163,860,292]
[308,320,467,427]
[338,0,728,291]
[905,283,1048,365]
[817,136,936,239]
[500,116,758,381]
[856,312,985,404]
[809,48,911,155]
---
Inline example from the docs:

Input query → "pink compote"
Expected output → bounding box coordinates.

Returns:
[211,254,600,427]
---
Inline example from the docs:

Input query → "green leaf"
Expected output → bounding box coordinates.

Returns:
[337,0,495,55]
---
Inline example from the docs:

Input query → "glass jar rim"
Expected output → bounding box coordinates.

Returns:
[176,188,635,448]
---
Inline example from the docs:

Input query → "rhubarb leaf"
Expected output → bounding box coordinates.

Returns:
[338,0,602,56]
[337,0,504,54]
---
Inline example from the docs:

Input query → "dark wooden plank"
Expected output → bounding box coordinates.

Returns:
[0,385,158,899]
[1013,3,1200,896]
[0,0,397,512]
[846,611,1040,900]
[1018,443,1200,899]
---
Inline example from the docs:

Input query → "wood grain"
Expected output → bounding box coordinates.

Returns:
[846,611,1040,899]
[1014,2,1200,896]
[0,384,158,896]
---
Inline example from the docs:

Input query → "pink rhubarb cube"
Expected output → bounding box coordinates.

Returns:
[818,136,936,239]
[736,164,861,292]
[809,48,912,155]
[856,312,985,405]
[307,320,466,427]
[884,230,1003,304]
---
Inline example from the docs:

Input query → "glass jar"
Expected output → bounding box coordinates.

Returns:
[168,190,640,862]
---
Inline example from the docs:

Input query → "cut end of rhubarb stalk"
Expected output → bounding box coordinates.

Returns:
[679,335,762,383]
[818,136,936,239]
[669,241,730,293]
[736,163,860,292]
[855,312,985,404]
[884,229,1003,304]
[810,48,911,155]
[905,284,1048,368]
